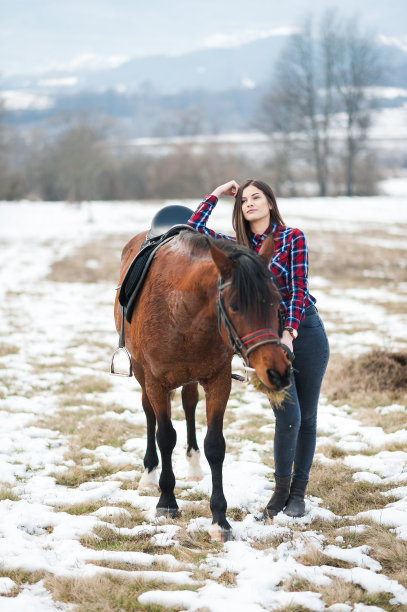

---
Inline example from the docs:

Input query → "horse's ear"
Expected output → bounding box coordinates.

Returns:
[258,235,275,267]
[208,241,236,280]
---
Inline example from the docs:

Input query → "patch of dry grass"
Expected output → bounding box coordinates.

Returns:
[282,575,396,610]
[0,567,46,598]
[180,502,212,521]
[0,343,19,357]
[0,484,20,501]
[54,500,105,515]
[336,523,407,588]
[44,573,193,611]
[308,460,398,516]
[307,227,407,289]
[80,524,173,556]
[56,374,112,396]
[46,235,130,283]
[356,406,407,433]
[52,461,134,487]
[322,350,407,406]
[74,416,143,450]
[295,545,355,569]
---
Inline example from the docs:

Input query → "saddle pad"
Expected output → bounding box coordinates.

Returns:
[118,225,196,323]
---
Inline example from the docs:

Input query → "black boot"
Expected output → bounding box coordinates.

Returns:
[263,475,291,520]
[284,478,307,517]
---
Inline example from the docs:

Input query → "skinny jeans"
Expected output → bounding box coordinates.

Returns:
[273,305,329,481]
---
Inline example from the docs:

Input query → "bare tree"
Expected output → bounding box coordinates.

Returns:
[330,17,382,195]
[49,119,111,202]
[258,11,381,196]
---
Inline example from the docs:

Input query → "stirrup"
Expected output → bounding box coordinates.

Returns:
[110,304,132,377]
[110,347,133,377]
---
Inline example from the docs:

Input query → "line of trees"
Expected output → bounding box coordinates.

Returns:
[0,11,387,201]
[258,11,382,196]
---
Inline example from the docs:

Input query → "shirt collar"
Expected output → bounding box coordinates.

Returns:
[251,224,276,241]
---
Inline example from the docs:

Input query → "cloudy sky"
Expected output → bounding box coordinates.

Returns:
[1,0,407,76]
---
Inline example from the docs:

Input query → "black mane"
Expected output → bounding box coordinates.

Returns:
[180,230,280,326]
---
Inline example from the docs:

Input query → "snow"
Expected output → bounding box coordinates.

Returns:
[0,196,406,610]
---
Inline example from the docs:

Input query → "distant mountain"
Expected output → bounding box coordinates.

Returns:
[1,36,293,98]
[2,35,407,139]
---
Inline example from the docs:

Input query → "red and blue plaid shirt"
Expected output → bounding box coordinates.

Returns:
[187,195,315,330]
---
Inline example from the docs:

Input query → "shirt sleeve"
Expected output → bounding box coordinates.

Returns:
[285,229,309,330]
[187,195,235,242]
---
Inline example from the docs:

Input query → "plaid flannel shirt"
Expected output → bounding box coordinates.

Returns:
[187,195,315,330]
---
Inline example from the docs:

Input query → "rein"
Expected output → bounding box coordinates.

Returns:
[216,278,287,367]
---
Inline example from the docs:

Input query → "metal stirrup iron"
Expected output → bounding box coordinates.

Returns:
[110,305,133,377]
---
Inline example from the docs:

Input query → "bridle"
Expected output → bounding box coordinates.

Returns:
[216,277,293,367]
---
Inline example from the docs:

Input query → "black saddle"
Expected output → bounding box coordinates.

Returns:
[118,205,195,322]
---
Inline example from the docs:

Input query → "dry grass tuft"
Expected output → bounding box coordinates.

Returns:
[54,501,105,515]
[356,405,407,433]
[0,343,19,357]
[249,372,289,409]
[52,461,134,487]
[316,444,347,460]
[0,567,46,597]
[349,523,407,587]
[308,460,397,516]
[0,485,20,501]
[295,545,354,569]
[323,350,407,405]
[57,375,112,396]
[181,502,212,521]
[282,575,394,609]
[228,507,250,521]
[44,573,191,611]
[74,416,143,450]
[216,571,237,586]
[80,524,174,556]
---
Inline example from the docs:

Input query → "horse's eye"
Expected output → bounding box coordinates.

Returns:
[230,303,239,312]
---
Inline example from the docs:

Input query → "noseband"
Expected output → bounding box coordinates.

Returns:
[216,278,290,367]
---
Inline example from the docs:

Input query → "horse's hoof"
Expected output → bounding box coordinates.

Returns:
[210,523,233,543]
[156,507,179,518]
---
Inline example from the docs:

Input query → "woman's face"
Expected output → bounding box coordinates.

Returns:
[241,184,271,229]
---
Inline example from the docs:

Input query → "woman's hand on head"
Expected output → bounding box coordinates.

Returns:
[211,180,239,199]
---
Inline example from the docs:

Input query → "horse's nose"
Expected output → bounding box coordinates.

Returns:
[267,367,292,390]
[267,369,284,390]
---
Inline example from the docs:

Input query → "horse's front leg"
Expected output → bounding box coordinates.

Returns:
[202,372,232,541]
[138,389,159,490]
[182,382,204,481]
[146,379,178,517]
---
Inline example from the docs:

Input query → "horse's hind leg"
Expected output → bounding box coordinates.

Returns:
[182,382,204,481]
[138,389,160,490]
[147,380,178,517]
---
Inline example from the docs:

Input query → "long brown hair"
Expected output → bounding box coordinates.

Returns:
[232,179,285,248]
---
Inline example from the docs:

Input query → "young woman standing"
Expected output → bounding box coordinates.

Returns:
[187,179,329,518]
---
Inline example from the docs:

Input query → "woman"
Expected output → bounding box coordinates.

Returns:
[187,179,329,519]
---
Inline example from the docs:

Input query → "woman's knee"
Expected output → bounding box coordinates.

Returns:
[274,410,301,434]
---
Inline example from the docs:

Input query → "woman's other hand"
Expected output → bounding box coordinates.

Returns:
[211,180,239,199]
[281,330,294,353]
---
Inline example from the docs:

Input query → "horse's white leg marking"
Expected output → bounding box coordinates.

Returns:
[138,467,159,490]
[186,448,204,481]
[210,522,233,542]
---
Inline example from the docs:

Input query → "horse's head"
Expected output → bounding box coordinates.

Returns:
[209,236,292,392]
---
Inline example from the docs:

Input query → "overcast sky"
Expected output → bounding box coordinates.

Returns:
[1,0,407,76]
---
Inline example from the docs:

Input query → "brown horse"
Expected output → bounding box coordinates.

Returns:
[114,229,291,539]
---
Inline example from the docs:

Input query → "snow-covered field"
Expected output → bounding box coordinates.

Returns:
[0,193,406,611]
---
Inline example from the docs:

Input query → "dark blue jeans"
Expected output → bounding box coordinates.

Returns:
[273,305,329,481]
